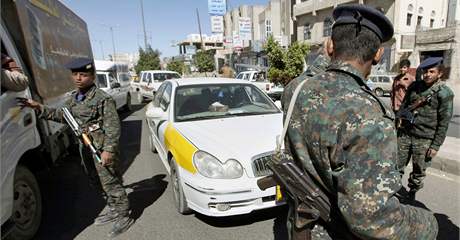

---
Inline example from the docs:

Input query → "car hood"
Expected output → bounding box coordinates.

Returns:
[174,113,282,176]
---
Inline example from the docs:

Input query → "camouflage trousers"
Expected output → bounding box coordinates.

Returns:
[79,145,130,216]
[397,132,433,192]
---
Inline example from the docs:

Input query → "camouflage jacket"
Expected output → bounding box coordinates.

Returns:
[284,61,438,239]
[400,80,454,150]
[40,84,120,153]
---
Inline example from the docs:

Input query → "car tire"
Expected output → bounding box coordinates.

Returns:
[7,166,42,240]
[374,88,384,97]
[149,135,157,153]
[123,93,132,112]
[170,159,192,215]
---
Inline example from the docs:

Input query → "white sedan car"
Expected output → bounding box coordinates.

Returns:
[146,78,283,217]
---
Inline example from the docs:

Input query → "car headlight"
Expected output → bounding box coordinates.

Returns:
[193,151,243,179]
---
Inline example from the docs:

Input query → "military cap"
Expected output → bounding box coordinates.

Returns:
[64,57,94,72]
[332,4,394,42]
[418,57,443,70]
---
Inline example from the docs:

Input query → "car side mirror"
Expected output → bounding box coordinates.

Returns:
[146,106,167,119]
[112,82,121,88]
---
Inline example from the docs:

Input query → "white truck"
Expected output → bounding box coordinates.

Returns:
[1,0,93,239]
[94,60,132,111]
[235,70,284,100]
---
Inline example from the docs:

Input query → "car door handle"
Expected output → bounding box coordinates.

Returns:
[23,112,33,127]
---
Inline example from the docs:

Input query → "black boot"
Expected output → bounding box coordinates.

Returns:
[94,208,119,226]
[108,215,133,238]
[408,190,416,202]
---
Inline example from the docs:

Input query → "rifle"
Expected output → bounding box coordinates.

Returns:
[396,93,433,128]
[62,107,102,163]
[257,155,331,240]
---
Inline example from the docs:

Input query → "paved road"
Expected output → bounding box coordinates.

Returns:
[34,97,459,240]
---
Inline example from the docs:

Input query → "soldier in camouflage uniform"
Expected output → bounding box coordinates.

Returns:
[282,5,438,239]
[18,58,132,238]
[397,57,454,201]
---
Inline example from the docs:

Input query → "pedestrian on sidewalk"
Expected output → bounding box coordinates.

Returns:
[281,4,438,239]
[391,59,415,113]
[219,63,235,78]
[397,57,455,201]
[18,58,132,238]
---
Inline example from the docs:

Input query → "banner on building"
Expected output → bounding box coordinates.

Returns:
[239,17,252,40]
[232,31,243,50]
[208,0,226,16]
[211,16,224,33]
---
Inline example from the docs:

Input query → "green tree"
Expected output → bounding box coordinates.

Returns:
[167,59,185,74]
[264,36,309,85]
[194,50,215,72]
[134,45,161,74]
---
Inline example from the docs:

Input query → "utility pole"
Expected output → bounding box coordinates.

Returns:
[109,26,117,62]
[98,40,105,60]
[140,0,148,48]
[196,8,205,51]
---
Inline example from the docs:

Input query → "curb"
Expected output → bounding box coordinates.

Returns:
[432,156,460,176]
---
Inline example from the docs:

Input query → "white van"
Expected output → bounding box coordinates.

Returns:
[95,60,132,110]
[138,70,181,102]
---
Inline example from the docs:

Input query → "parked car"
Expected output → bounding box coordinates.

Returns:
[138,70,181,102]
[95,60,132,111]
[145,78,283,216]
[367,74,396,97]
[235,70,282,100]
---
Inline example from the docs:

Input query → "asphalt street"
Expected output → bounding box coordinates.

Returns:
[34,95,459,240]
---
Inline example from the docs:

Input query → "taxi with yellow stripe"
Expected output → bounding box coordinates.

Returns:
[146,78,283,216]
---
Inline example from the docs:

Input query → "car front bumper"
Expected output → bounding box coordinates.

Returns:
[179,168,282,217]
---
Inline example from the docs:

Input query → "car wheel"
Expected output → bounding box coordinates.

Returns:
[123,93,132,112]
[374,88,384,97]
[7,166,42,240]
[149,135,157,153]
[170,159,192,215]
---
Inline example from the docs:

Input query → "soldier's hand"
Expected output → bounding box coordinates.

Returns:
[426,148,438,158]
[16,97,41,110]
[101,151,113,166]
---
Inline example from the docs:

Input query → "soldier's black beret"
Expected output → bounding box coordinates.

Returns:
[418,57,443,70]
[64,57,94,72]
[332,4,394,42]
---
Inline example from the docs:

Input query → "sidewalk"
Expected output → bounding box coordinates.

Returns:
[432,136,460,175]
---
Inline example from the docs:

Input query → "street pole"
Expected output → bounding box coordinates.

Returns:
[109,26,117,62]
[196,8,205,51]
[140,0,148,48]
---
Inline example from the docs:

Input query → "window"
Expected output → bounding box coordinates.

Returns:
[417,16,423,26]
[153,83,167,108]
[265,19,272,37]
[303,24,311,40]
[430,19,435,28]
[406,13,412,26]
[96,74,108,88]
[160,83,172,111]
[236,73,244,79]
[323,18,332,37]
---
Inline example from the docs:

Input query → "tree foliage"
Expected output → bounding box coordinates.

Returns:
[264,36,309,85]
[194,50,215,73]
[134,45,161,74]
[167,59,185,74]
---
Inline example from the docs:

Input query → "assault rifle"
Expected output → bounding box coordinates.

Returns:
[62,107,102,163]
[396,93,433,128]
[257,156,331,240]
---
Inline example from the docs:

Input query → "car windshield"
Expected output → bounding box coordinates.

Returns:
[175,84,280,122]
[96,73,108,88]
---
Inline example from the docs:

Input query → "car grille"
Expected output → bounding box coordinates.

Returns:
[252,152,275,177]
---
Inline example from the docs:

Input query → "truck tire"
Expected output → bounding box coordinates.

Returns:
[170,159,191,215]
[7,166,42,240]
[374,88,384,97]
